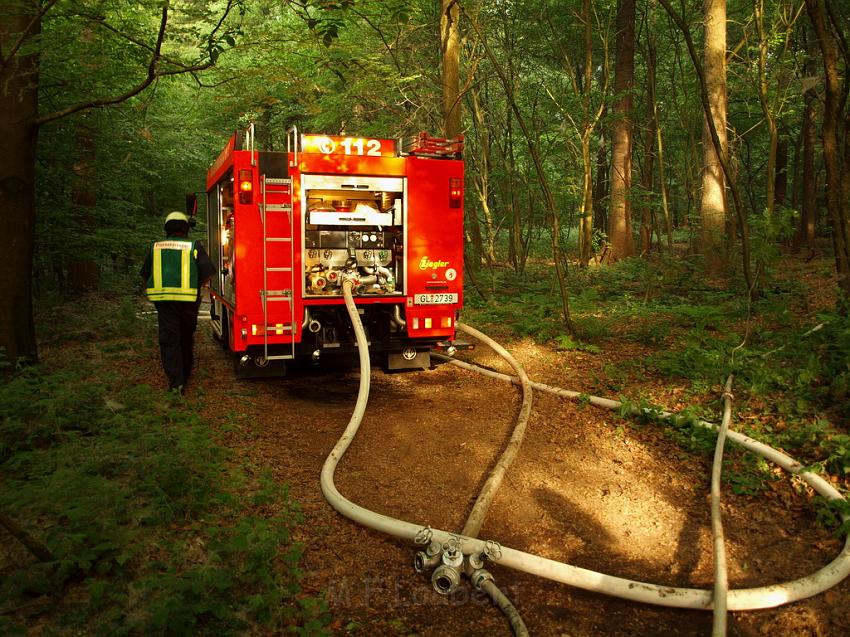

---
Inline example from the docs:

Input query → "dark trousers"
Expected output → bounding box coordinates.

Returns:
[155,301,200,390]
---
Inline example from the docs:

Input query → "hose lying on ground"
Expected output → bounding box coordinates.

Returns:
[711,375,734,637]
[319,291,850,614]
[454,323,531,636]
[321,282,528,634]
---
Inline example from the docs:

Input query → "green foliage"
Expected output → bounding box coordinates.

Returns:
[555,334,601,354]
[813,497,850,538]
[0,298,329,635]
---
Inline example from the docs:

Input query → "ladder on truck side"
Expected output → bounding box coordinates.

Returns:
[260,175,296,362]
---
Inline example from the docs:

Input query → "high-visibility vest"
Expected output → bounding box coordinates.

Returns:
[145,239,199,302]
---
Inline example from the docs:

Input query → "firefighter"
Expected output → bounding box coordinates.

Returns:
[141,211,216,394]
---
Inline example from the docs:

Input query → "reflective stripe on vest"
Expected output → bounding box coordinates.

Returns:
[146,239,199,302]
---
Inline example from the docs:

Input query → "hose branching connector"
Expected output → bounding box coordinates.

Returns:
[431,545,463,595]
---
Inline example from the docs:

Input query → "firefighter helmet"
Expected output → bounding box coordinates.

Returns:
[164,211,190,225]
[164,211,190,233]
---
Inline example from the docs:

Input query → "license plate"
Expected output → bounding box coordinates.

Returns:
[414,293,458,305]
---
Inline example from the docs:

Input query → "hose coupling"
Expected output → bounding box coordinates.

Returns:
[469,568,495,591]
[442,545,463,568]
[308,319,322,333]
[467,551,487,571]
[431,564,462,595]
[430,544,464,595]
[414,541,442,573]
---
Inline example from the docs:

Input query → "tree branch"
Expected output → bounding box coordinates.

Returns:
[74,11,198,72]
[0,0,61,69]
[35,1,170,126]
[33,0,239,127]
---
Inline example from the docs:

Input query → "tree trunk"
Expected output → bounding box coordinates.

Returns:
[577,0,597,267]
[470,83,495,266]
[473,15,575,334]
[805,0,850,300]
[593,127,608,233]
[0,3,40,366]
[607,0,636,261]
[795,72,818,251]
[640,29,658,256]
[578,137,594,268]
[68,123,100,291]
[660,0,755,295]
[755,0,778,216]
[775,133,788,208]
[440,0,462,139]
[640,124,656,256]
[700,0,729,266]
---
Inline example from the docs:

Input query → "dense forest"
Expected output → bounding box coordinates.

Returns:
[1,0,848,363]
[2,0,850,635]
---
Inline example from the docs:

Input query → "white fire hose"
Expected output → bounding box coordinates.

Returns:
[320,280,850,629]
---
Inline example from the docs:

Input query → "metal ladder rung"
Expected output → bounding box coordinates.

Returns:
[263,289,292,300]
[266,237,291,242]
[266,267,292,272]
[263,204,292,212]
[265,354,295,361]
[265,178,291,185]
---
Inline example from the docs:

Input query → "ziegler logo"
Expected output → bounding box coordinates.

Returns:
[419,257,449,270]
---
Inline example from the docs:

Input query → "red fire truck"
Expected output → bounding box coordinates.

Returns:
[203,126,464,377]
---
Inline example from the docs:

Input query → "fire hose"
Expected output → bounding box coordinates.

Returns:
[320,279,850,632]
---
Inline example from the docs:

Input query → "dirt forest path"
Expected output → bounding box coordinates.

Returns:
[186,312,850,637]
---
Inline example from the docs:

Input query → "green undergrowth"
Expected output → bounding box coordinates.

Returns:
[0,293,330,636]
[465,255,849,514]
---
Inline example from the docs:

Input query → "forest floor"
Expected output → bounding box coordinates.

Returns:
[167,254,850,636]
[7,251,849,636]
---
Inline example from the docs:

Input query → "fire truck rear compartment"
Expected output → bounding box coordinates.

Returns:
[302,175,405,299]
[235,303,431,377]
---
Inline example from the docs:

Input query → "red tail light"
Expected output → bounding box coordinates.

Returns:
[238,169,253,204]
[449,177,462,208]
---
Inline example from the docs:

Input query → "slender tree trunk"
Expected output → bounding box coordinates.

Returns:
[470,84,496,265]
[805,0,850,300]
[0,3,40,366]
[796,76,818,250]
[775,133,788,208]
[579,135,594,264]
[593,127,609,233]
[441,0,462,139]
[660,0,755,295]
[68,123,100,291]
[577,0,596,266]
[641,29,658,255]
[700,0,729,266]
[607,0,636,261]
[640,130,656,256]
[472,14,575,334]
[755,0,778,216]
[646,13,673,251]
